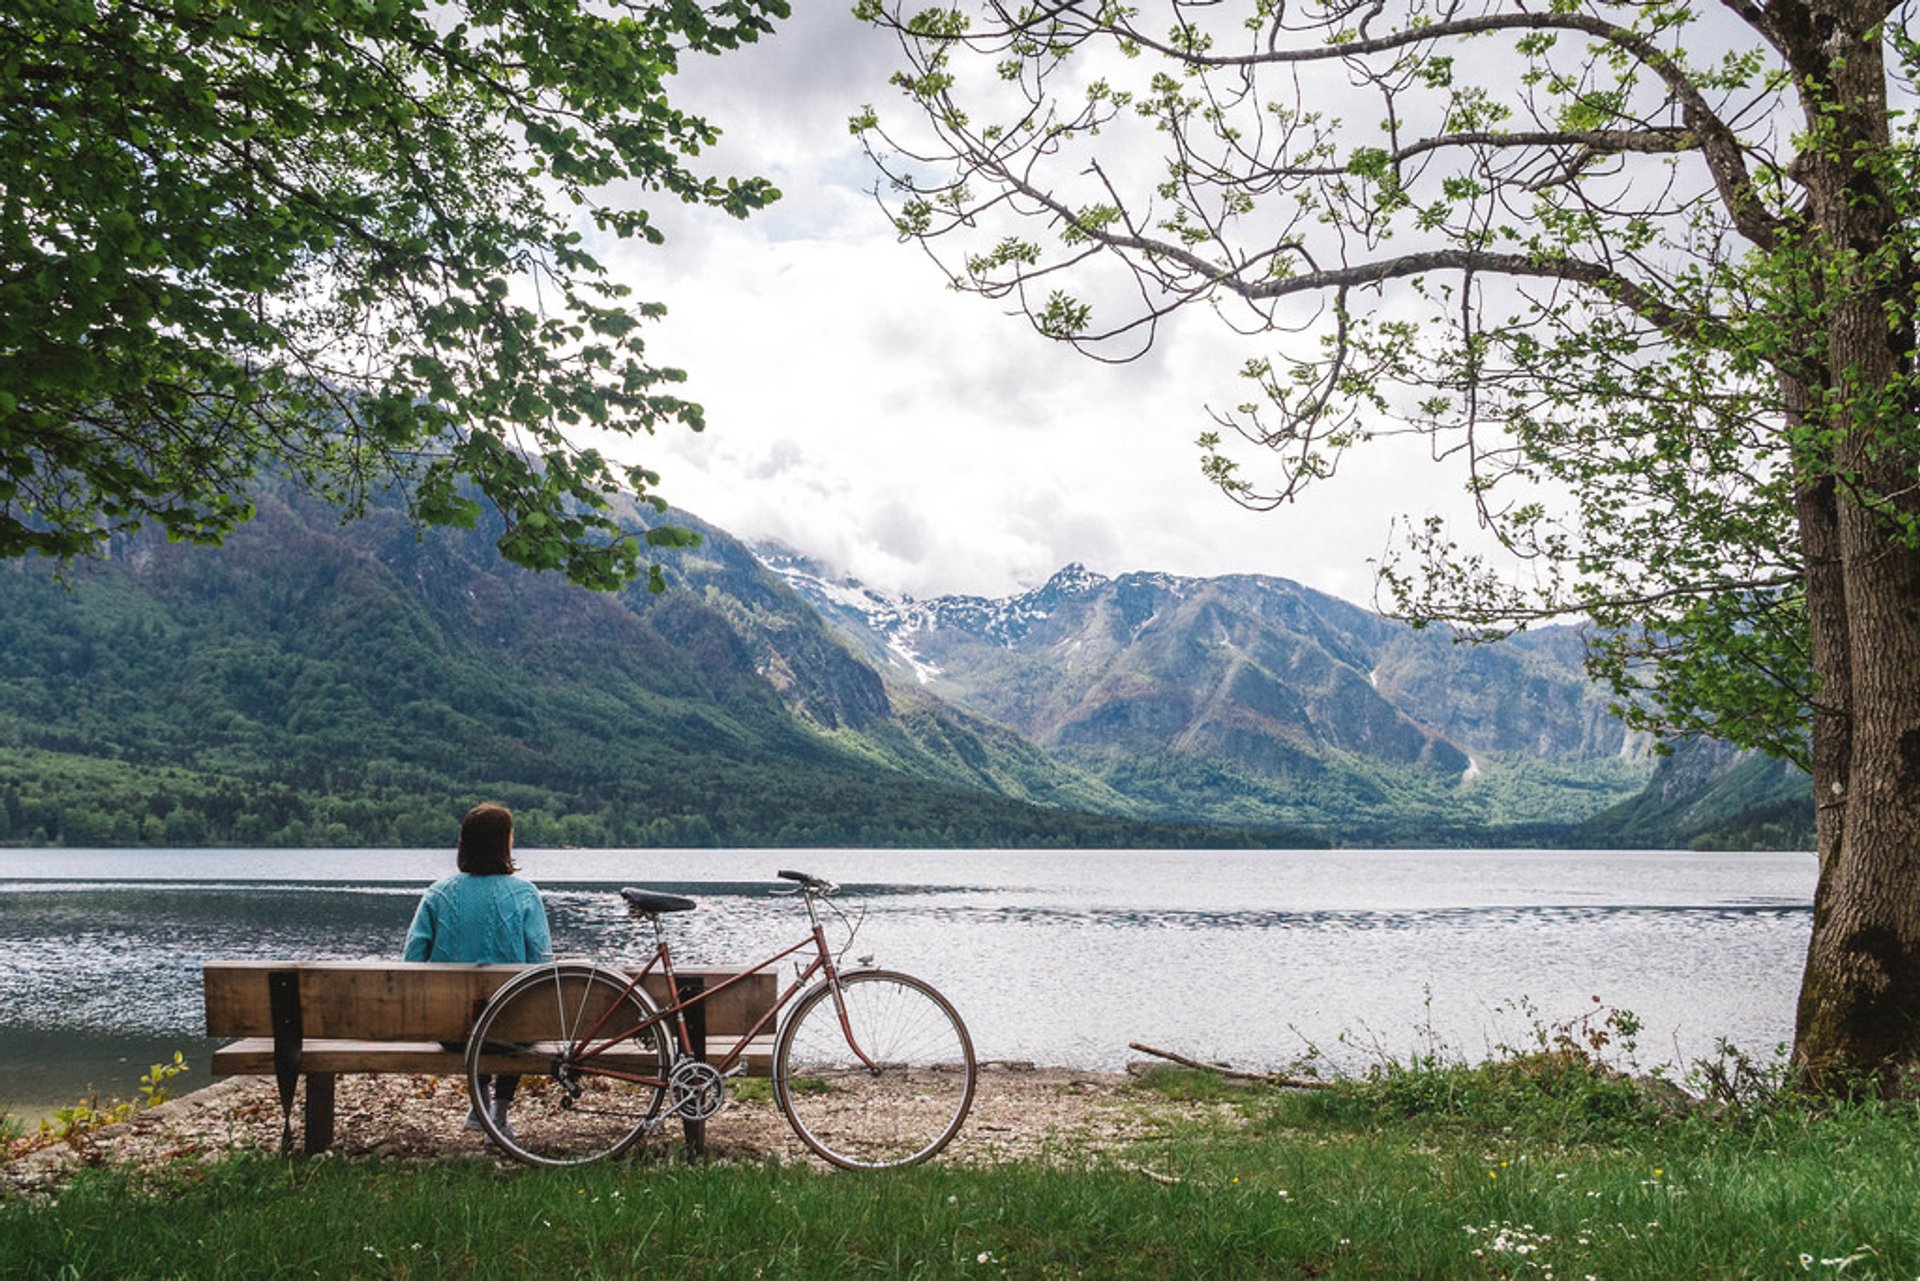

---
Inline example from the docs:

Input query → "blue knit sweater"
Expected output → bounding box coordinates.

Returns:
[403,872,553,964]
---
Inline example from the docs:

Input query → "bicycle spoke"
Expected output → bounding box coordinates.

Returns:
[774,970,976,1169]
[467,882,976,1172]
[467,964,671,1167]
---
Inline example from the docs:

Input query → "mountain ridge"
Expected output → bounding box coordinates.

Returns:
[0,486,1316,849]
[753,544,1700,842]
[0,483,1810,849]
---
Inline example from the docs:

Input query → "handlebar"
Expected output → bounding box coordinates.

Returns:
[777,869,839,896]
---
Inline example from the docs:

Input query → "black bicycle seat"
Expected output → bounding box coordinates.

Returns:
[620,887,697,915]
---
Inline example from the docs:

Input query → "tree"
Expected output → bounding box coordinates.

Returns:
[2,0,789,590]
[855,0,1920,1088]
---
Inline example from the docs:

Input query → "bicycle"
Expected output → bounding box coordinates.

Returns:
[463,869,976,1169]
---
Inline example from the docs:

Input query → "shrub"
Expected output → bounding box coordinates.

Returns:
[3,1052,190,1161]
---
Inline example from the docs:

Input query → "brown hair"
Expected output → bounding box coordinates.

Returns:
[457,802,516,875]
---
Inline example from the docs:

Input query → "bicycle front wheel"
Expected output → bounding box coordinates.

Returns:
[773,970,976,1169]
[466,963,672,1167]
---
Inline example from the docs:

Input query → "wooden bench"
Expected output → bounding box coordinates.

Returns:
[203,960,778,1155]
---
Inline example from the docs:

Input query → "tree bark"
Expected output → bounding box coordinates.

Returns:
[1789,0,1920,1089]
[1790,417,1848,923]
[1798,482,1920,1087]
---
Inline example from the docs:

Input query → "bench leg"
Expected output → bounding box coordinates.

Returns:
[305,1074,337,1154]
[676,975,709,1159]
[268,969,303,1156]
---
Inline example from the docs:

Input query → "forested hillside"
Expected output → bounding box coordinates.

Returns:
[766,555,1663,843]
[0,482,1810,850]
[0,487,1317,849]
[1571,739,1814,851]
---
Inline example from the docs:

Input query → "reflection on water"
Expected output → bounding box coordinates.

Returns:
[912,902,1808,930]
[0,847,1816,1119]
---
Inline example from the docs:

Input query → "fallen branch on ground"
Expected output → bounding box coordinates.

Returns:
[1115,1160,1183,1185]
[1129,1042,1333,1089]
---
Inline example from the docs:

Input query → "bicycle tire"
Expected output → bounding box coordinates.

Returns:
[465,962,672,1167]
[772,969,976,1169]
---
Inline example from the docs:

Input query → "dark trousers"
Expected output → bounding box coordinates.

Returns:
[475,1074,520,1107]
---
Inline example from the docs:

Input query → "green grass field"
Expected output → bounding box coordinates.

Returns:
[5,1045,1918,1279]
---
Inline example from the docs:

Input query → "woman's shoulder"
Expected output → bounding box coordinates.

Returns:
[474,871,543,897]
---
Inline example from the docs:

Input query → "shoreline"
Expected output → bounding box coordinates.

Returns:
[3,1062,1242,1198]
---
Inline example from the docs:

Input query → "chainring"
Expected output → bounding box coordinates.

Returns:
[668,1059,728,1121]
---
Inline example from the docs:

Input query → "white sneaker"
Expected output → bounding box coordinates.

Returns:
[462,1107,486,1133]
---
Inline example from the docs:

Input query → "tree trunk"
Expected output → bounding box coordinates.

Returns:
[1796,483,1920,1088]
[1789,0,1920,1089]
[1790,441,1848,999]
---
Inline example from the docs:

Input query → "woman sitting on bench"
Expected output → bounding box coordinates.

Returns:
[403,802,553,1141]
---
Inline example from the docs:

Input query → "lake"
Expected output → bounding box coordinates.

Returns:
[0,847,1815,1120]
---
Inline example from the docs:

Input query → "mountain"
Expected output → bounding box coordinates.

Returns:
[0,485,1317,849]
[759,551,1668,843]
[1571,737,1814,850]
[0,479,1810,850]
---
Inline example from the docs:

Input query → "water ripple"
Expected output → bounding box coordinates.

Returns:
[0,850,1817,1113]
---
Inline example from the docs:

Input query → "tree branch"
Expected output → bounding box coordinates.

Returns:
[897,3,1791,251]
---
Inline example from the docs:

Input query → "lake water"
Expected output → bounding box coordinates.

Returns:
[0,847,1816,1120]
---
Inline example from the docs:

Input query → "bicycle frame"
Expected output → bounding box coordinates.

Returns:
[563,887,878,1088]
[465,873,977,1171]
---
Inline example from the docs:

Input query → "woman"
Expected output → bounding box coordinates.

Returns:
[404,802,552,1140]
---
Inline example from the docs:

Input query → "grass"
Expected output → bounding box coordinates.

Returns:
[725,1076,831,1105]
[2,1054,191,1166]
[5,1049,1919,1279]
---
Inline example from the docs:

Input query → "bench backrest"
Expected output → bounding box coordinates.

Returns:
[203,960,778,1043]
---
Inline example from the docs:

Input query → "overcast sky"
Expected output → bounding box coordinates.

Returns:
[592,7,1482,607]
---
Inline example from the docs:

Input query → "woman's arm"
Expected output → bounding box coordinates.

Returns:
[403,892,436,962]
[523,882,554,963]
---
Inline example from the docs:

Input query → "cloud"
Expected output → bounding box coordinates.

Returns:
[578,7,1496,606]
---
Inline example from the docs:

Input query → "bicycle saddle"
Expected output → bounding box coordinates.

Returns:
[620,887,697,915]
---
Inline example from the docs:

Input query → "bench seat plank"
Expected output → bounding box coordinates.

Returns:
[204,961,777,1044]
[211,1036,777,1077]
[203,959,783,1156]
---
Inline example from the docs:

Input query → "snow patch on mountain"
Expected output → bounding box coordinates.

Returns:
[752,547,1125,666]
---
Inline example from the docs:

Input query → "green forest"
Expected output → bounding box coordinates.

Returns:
[0,477,1811,851]
[0,493,1323,851]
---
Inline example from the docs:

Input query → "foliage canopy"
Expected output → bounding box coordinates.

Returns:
[854,0,1917,761]
[855,0,1920,1085]
[2,0,790,589]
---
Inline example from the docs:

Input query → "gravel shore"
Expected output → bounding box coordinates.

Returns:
[3,1063,1243,1199]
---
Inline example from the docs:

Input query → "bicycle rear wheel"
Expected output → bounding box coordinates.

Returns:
[465,963,672,1167]
[773,970,976,1169]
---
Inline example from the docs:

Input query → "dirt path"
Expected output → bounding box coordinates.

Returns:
[3,1063,1240,1199]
